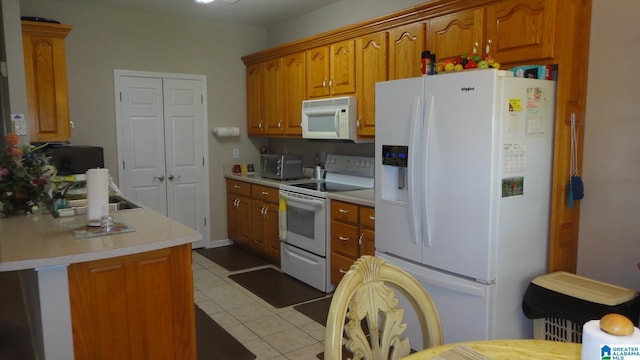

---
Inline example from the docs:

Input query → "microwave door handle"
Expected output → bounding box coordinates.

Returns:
[334,109,340,137]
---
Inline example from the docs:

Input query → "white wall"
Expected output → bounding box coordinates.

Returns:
[1,0,28,142]
[577,0,640,290]
[267,0,428,46]
[18,0,268,242]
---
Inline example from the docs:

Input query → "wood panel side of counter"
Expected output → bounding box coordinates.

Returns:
[68,244,196,360]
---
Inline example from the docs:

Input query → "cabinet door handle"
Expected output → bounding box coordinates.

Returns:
[322,78,327,88]
[259,120,263,129]
[485,39,492,55]
[329,79,333,88]
[338,208,350,214]
[339,235,350,241]
[278,120,282,128]
[339,268,347,274]
[358,234,363,246]
[369,215,375,220]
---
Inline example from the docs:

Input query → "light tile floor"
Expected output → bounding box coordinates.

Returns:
[192,250,331,360]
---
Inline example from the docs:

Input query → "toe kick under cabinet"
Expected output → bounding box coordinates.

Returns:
[330,200,375,285]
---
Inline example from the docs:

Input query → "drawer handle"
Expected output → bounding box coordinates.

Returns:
[261,191,269,195]
[369,215,375,220]
[234,185,241,189]
[338,208,350,214]
[339,236,350,241]
[339,268,347,274]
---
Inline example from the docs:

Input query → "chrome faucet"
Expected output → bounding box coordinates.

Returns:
[59,180,87,198]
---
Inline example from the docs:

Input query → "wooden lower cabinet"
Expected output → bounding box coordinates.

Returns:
[227,179,280,264]
[250,184,281,263]
[67,244,196,360]
[226,179,252,247]
[330,200,375,284]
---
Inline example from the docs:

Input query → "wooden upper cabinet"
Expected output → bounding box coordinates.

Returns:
[356,32,388,138]
[306,46,329,98]
[427,9,484,62]
[485,0,556,64]
[282,52,306,136]
[22,20,72,143]
[306,39,356,98]
[330,40,356,95]
[246,63,264,135]
[263,58,284,135]
[388,22,426,80]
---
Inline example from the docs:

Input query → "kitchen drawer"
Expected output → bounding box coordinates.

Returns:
[331,251,357,285]
[331,221,359,258]
[331,200,358,225]
[226,179,251,196]
[251,184,279,203]
[359,206,375,229]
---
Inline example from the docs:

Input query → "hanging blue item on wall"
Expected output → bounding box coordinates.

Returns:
[567,113,584,208]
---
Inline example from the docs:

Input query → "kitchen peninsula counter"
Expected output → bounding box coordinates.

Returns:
[0,208,201,360]
[0,208,201,271]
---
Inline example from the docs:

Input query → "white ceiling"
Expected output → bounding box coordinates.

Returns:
[57,0,344,27]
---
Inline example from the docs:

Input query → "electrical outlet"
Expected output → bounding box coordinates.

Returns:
[11,114,27,136]
[233,148,239,159]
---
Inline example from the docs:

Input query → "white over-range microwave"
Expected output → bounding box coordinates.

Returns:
[301,96,367,142]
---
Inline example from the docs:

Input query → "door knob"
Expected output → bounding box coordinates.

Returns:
[168,174,181,181]
[154,175,165,181]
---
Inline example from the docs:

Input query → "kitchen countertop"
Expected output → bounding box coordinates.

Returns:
[0,207,202,271]
[225,172,375,207]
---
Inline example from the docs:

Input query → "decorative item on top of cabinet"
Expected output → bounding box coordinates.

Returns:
[21,20,72,143]
[355,32,388,138]
[226,179,251,247]
[388,22,426,80]
[306,39,356,98]
[330,200,375,284]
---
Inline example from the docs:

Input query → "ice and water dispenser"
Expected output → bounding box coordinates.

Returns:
[380,145,409,202]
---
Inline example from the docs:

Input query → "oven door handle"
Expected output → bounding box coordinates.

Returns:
[280,193,325,209]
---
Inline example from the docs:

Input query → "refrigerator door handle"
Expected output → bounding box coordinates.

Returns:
[408,96,423,245]
[422,96,435,247]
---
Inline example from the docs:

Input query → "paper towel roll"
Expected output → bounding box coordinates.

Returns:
[86,168,109,224]
[212,127,240,137]
[581,319,640,360]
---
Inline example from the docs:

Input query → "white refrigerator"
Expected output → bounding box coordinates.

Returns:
[374,69,556,346]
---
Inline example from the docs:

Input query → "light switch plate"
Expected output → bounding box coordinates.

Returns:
[233,148,239,159]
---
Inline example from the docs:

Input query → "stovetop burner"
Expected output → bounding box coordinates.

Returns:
[280,154,374,198]
[288,181,369,193]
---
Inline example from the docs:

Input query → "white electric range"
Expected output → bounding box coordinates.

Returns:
[279,154,374,292]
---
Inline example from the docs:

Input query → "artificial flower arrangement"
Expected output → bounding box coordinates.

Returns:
[0,133,56,217]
